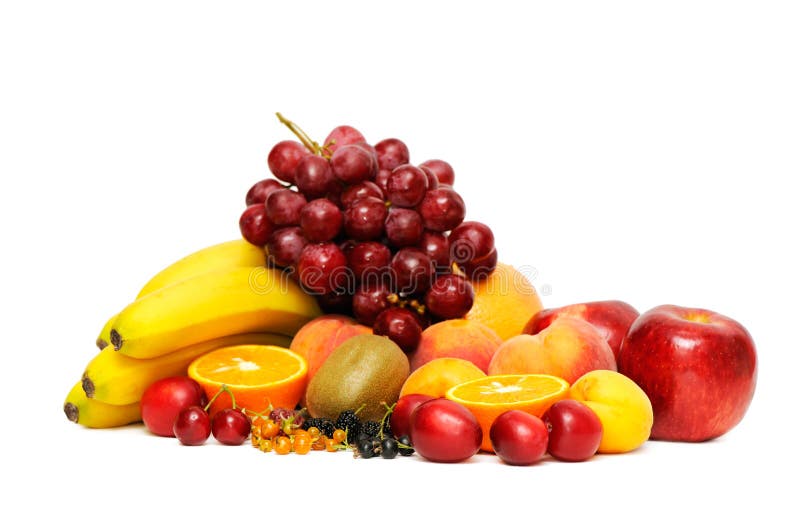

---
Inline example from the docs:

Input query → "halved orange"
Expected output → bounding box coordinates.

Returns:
[445,374,569,452]
[188,345,307,416]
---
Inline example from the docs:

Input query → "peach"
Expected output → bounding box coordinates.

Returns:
[569,369,653,453]
[408,319,502,373]
[487,316,617,384]
[289,315,372,383]
[400,357,486,398]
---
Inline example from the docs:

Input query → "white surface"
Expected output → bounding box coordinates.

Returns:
[2,1,798,530]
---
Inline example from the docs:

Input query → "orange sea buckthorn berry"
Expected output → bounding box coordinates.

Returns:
[293,434,312,455]
[275,436,292,455]
[332,429,346,444]
[261,419,280,439]
[325,437,338,452]
[312,435,327,451]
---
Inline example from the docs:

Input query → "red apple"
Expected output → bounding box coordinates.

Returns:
[617,305,757,442]
[524,300,639,361]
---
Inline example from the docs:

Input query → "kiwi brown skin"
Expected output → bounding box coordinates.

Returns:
[305,335,409,422]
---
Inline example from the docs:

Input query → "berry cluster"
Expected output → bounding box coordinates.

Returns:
[240,114,498,352]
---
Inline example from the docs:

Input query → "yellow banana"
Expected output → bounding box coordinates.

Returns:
[110,266,321,359]
[83,332,291,405]
[96,239,267,349]
[64,381,141,428]
[97,313,118,350]
[136,239,267,298]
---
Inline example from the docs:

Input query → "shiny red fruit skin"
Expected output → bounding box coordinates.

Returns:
[238,203,274,247]
[141,377,207,437]
[525,300,639,360]
[410,398,482,463]
[173,405,211,445]
[267,140,308,184]
[390,394,435,440]
[211,409,251,445]
[490,410,549,466]
[617,305,757,442]
[419,159,455,186]
[541,399,603,462]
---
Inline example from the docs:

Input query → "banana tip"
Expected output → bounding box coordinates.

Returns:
[64,402,79,423]
[110,329,122,350]
[81,373,95,398]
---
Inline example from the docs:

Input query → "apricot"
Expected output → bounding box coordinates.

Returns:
[408,319,502,373]
[400,357,486,398]
[569,369,653,453]
[487,316,617,384]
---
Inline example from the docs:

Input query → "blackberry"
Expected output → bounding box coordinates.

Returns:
[317,418,336,438]
[361,420,381,439]
[302,417,336,438]
[335,410,362,444]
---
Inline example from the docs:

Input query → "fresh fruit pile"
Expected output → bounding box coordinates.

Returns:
[239,113,498,353]
[65,115,758,470]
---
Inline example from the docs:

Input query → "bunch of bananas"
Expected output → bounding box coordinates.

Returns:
[64,239,322,428]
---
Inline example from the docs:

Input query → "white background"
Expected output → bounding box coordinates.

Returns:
[2,1,798,530]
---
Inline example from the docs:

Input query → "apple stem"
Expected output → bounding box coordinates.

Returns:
[275,112,323,156]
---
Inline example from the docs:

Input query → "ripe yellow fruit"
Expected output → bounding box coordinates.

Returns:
[569,370,653,453]
[465,263,543,341]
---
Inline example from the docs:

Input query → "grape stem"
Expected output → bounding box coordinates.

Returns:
[275,112,322,156]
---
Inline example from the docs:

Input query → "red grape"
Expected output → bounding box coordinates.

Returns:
[316,290,353,315]
[245,178,284,206]
[385,208,424,248]
[340,181,384,208]
[343,197,387,241]
[419,231,451,272]
[425,274,474,319]
[541,399,603,462]
[323,125,366,155]
[391,248,433,295]
[331,144,378,184]
[386,165,428,208]
[420,166,439,189]
[299,198,343,242]
[466,248,498,281]
[346,241,392,281]
[417,187,466,232]
[490,410,549,466]
[420,159,455,186]
[266,189,307,226]
[449,221,496,276]
[268,140,308,184]
[296,242,350,295]
[211,408,251,445]
[239,203,274,246]
[374,138,410,171]
[295,154,337,199]
[375,168,391,194]
[352,281,392,326]
[267,226,307,267]
[373,307,423,353]
[173,405,211,446]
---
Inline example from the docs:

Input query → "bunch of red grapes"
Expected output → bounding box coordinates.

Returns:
[239,114,497,353]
